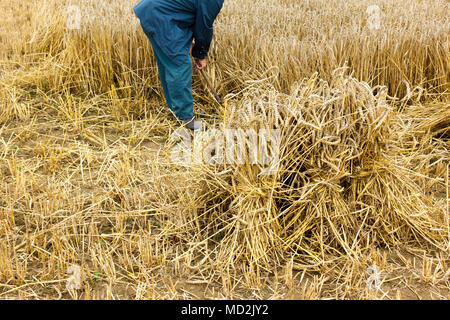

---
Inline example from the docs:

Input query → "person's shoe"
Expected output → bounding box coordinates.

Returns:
[181,117,204,131]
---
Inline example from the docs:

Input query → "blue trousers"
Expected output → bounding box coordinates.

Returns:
[146,35,194,120]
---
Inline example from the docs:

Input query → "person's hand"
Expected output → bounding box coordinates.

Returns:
[194,58,207,70]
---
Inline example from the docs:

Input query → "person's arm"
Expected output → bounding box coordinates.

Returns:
[192,0,224,68]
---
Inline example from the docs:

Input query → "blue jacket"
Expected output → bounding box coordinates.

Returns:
[134,0,224,66]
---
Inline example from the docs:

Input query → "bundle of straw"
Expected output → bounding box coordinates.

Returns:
[163,67,448,278]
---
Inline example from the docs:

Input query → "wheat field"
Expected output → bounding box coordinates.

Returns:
[0,0,449,299]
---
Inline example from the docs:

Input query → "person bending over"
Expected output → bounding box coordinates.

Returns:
[134,0,225,131]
